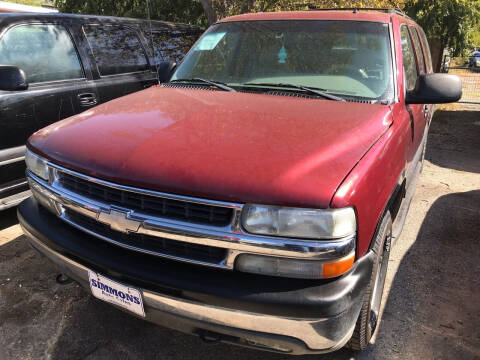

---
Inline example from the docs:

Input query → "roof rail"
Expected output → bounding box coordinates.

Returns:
[306,7,413,20]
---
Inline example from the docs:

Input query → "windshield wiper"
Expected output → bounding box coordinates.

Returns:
[243,82,345,101]
[170,78,236,92]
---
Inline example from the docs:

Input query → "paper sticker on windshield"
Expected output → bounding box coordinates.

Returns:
[196,32,226,50]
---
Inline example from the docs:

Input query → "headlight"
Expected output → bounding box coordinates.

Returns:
[242,205,356,239]
[25,149,49,181]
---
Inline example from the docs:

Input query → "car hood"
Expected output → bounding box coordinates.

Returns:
[28,87,392,208]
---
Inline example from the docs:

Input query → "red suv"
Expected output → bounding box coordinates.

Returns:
[18,9,461,354]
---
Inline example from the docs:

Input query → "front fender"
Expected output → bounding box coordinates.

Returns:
[330,111,410,257]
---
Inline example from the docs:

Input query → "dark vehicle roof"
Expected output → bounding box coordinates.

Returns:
[0,12,202,32]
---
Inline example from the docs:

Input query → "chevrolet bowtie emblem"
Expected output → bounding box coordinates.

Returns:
[97,208,141,233]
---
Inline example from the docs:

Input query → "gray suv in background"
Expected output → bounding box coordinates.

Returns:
[0,12,202,210]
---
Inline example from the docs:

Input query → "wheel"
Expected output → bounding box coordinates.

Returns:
[347,211,392,351]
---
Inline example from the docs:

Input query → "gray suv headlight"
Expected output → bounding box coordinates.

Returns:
[242,205,356,239]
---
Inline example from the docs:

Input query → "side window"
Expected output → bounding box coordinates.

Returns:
[0,24,83,83]
[83,25,149,76]
[147,29,201,64]
[417,27,433,72]
[400,25,418,92]
[410,26,426,74]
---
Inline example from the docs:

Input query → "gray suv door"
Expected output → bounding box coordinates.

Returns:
[0,22,96,209]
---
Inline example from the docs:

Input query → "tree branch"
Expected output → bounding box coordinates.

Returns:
[199,0,217,25]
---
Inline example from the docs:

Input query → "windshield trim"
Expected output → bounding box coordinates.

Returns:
[175,19,396,104]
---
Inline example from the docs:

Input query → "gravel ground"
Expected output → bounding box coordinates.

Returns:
[1,104,479,360]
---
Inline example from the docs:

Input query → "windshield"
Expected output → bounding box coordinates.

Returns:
[172,20,394,101]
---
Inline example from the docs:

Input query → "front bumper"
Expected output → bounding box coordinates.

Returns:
[18,198,374,354]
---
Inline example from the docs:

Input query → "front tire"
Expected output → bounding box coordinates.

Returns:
[347,212,392,351]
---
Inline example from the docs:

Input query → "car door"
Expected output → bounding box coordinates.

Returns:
[0,21,97,204]
[400,24,426,186]
[81,24,157,104]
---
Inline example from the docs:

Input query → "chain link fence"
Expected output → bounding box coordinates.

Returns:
[442,57,480,104]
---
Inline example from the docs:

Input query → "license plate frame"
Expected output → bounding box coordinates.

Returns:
[88,271,145,317]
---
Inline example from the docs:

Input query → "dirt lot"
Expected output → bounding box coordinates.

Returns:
[1,103,479,360]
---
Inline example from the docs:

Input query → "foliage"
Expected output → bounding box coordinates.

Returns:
[201,0,406,24]
[2,0,48,6]
[53,0,480,59]
[53,0,407,26]
[53,0,207,26]
[470,25,480,48]
[404,0,480,56]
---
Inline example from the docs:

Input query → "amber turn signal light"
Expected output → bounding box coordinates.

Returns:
[322,252,355,278]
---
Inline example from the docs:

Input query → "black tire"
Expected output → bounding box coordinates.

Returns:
[347,211,392,351]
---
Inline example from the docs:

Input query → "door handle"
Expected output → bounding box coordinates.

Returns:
[78,93,98,107]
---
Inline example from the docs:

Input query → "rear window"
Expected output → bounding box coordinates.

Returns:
[417,27,432,72]
[410,26,426,74]
[145,28,202,64]
[84,25,149,76]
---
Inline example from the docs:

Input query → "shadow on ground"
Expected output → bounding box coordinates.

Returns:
[373,190,480,359]
[427,110,480,173]
[0,207,18,230]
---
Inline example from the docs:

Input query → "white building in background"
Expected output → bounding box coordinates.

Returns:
[0,1,58,13]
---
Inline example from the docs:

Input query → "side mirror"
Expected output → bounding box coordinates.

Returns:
[156,61,177,83]
[406,73,462,104]
[0,65,28,91]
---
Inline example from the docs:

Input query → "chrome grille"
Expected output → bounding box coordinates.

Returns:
[27,164,357,271]
[65,210,227,264]
[58,172,234,227]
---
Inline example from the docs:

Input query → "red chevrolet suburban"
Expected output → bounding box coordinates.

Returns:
[18,9,461,354]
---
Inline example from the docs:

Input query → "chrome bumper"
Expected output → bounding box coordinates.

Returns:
[23,224,356,353]
[27,164,355,271]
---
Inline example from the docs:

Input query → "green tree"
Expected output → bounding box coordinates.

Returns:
[198,0,406,25]
[53,0,207,26]
[2,0,47,5]
[54,0,480,70]
[468,24,480,49]
[404,0,480,70]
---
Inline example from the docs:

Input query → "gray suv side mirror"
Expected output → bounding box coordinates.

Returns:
[406,73,462,104]
[0,65,28,91]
